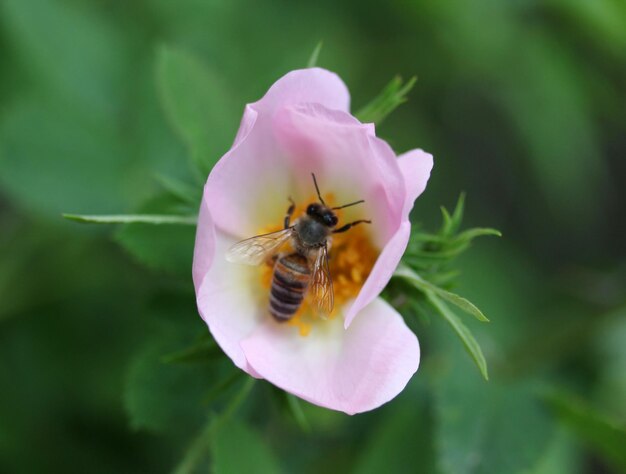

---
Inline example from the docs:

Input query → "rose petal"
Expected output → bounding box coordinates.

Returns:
[205,69,350,238]
[344,221,411,328]
[274,104,406,246]
[194,215,266,375]
[241,297,420,415]
[205,104,289,238]
[397,149,434,217]
[192,196,216,292]
[252,68,350,115]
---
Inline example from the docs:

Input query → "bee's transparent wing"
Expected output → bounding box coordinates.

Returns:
[226,228,292,266]
[310,244,334,317]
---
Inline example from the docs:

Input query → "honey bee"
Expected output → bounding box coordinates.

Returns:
[226,173,371,322]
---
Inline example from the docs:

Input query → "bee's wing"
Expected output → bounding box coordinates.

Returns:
[310,244,334,317]
[226,228,293,265]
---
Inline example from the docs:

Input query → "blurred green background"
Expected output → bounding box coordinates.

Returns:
[1,0,625,472]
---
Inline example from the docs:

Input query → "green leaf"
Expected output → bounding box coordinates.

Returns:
[444,192,466,237]
[306,41,324,68]
[454,227,502,242]
[211,420,281,474]
[106,194,197,275]
[124,335,217,434]
[116,222,196,275]
[394,265,489,322]
[433,374,553,474]
[545,390,626,472]
[285,394,311,433]
[156,45,239,176]
[174,377,256,474]
[355,76,417,125]
[154,173,202,205]
[427,292,489,380]
[63,213,197,225]
[353,400,436,474]
[161,337,221,364]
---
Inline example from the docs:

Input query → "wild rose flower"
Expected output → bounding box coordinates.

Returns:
[193,68,433,414]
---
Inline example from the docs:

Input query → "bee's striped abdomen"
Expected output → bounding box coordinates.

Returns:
[270,253,310,322]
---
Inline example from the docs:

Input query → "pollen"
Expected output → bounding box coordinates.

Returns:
[257,193,378,337]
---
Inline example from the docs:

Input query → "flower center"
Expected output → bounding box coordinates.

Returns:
[258,193,378,336]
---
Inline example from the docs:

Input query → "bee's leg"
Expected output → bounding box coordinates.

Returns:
[333,219,372,234]
[284,197,296,229]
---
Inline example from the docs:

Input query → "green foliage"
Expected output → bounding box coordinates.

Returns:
[306,41,324,68]
[405,194,501,273]
[211,420,281,474]
[427,292,488,381]
[2,0,625,473]
[125,336,215,434]
[545,390,626,472]
[63,214,197,225]
[154,173,202,205]
[355,76,417,125]
[395,265,489,322]
[122,297,222,435]
[431,334,553,474]
[285,393,312,433]
[395,194,498,379]
[353,400,436,474]
[156,45,239,177]
[161,335,222,364]
[111,194,198,275]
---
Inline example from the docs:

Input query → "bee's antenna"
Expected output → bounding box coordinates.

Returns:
[332,199,365,210]
[311,173,326,206]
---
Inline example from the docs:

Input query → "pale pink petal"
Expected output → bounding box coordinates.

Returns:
[206,69,350,238]
[206,100,405,245]
[194,206,266,375]
[205,104,290,238]
[274,104,406,246]
[344,221,411,328]
[252,68,350,115]
[397,149,434,217]
[241,297,420,415]
[192,196,215,291]
[231,104,258,148]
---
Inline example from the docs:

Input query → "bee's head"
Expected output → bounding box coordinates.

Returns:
[306,203,338,228]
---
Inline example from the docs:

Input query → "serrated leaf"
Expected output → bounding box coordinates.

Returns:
[394,265,489,322]
[545,390,626,472]
[211,420,281,474]
[63,213,197,225]
[454,227,502,243]
[427,292,489,380]
[306,41,323,68]
[355,76,417,125]
[156,45,238,176]
[442,193,465,237]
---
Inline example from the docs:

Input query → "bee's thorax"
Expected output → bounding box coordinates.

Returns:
[294,217,330,248]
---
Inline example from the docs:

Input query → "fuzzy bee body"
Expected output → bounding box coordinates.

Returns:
[269,253,310,322]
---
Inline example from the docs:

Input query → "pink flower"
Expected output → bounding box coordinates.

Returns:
[193,68,433,414]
